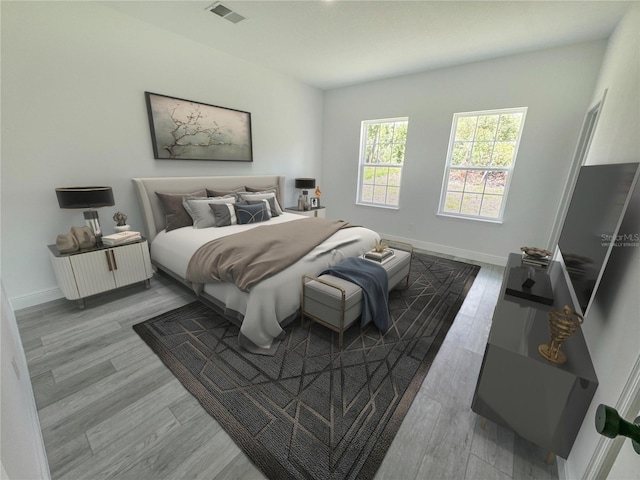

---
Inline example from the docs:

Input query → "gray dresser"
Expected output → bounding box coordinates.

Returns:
[471,253,598,459]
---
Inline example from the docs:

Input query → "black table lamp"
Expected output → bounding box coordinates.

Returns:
[295,178,316,209]
[56,186,115,241]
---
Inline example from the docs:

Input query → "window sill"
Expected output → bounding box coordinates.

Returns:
[437,212,503,224]
[355,202,399,211]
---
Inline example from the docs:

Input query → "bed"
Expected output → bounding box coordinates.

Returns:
[132,175,379,354]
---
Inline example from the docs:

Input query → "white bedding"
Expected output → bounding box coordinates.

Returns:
[151,212,379,353]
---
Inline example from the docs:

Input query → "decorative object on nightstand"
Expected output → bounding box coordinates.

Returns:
[70,226,96,249]
[297,195,307,211]
[538,304,584,364]
[295,178,315,211]
[113,211,131,232]
[310,196,320,209]
[55,232,80,253]
[55,225,97,252]
[102,230,141,246]
[55,186,115,243]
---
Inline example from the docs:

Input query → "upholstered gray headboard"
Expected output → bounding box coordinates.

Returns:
[132,175,286,243]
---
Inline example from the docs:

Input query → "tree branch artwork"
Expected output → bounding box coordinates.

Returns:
[164,104,235,158]
[145,92,253,162]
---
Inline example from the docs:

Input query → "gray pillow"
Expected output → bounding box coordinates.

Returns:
[245,184,280,199]
[246,198,280,217]
[237,191,284,215]
[183,195,236,229]
[155,189,207,232]
[206,187,245,198]
[209,203,238,227]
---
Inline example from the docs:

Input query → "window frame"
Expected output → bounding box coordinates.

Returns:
[356,117,409,209]
[437,107,527,223]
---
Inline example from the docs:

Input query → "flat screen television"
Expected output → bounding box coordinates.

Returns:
[557,162,639,316]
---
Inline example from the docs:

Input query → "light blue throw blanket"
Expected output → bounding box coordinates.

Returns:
[321,257,390,332]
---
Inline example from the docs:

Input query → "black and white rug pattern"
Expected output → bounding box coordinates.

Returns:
[134,252,480,480]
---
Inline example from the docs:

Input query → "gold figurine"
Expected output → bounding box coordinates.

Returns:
[538,305,584,364]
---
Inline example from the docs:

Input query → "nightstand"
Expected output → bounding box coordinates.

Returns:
[284,206,326,218]
[48,238,153,308]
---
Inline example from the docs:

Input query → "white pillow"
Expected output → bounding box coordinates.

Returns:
[238,191,284,215]
[183,195,235,229]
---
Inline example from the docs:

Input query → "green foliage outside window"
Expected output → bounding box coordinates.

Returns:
[359,118,408,207]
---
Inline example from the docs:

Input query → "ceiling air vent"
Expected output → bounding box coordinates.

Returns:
[206,2,246,24]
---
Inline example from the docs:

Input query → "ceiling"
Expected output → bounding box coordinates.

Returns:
[105,0,632,90]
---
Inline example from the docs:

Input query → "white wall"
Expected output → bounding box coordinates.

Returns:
[0,1,323,308]
[565,5,640,479]
[322,41,606,265]
[608,439,640,480]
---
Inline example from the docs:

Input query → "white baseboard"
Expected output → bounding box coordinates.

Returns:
[9,287,63,311]
[379,232,508,266]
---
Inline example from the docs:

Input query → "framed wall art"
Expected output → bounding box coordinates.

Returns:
[145,92,253,162]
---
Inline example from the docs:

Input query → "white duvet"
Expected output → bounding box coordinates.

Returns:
[151,213,379,354]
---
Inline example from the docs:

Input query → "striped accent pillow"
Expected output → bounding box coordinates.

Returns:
[246,198,280,217]
[209,203,238,227]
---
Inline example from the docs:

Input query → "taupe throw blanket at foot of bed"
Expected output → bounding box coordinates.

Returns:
[186,218,352,293]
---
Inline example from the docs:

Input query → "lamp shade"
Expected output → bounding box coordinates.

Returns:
[295,178,316,189]
[56,186,114,209]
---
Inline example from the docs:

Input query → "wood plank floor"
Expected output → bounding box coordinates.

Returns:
[16,253,559,480]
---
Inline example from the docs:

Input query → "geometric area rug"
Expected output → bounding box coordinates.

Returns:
[133,252,480,480]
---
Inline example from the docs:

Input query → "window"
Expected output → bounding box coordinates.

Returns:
[438,108,527,222]
[357,117,408,208]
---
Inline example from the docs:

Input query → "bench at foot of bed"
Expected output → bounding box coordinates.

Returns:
[301,242,413,348]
